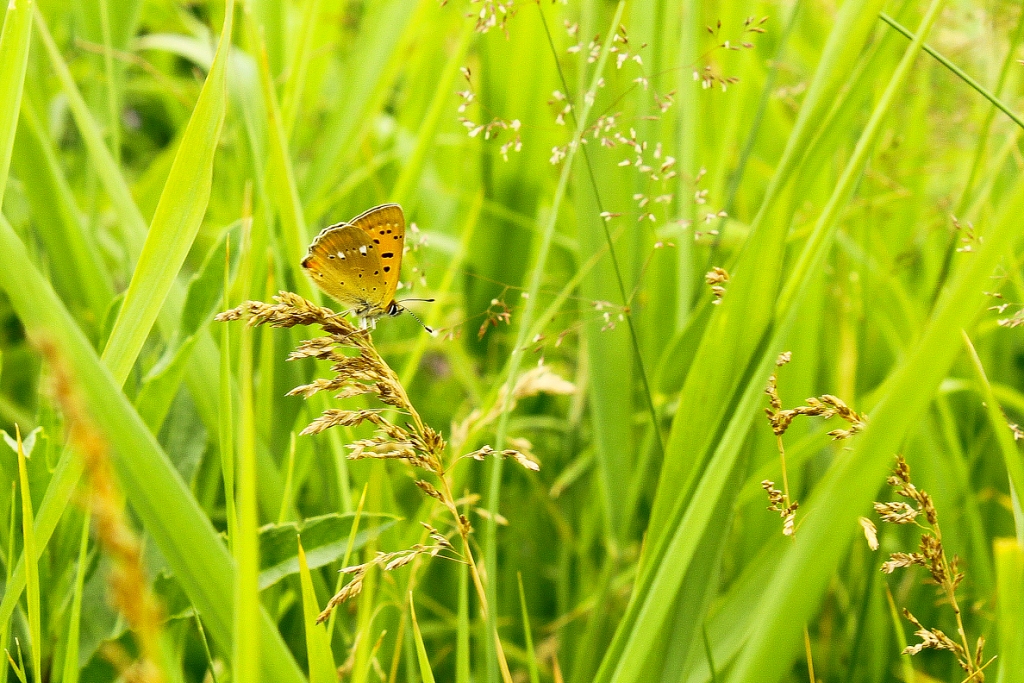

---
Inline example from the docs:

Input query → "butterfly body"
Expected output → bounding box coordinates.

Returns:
[302,204,406,323]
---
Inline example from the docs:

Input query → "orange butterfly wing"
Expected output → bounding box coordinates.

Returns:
[301,204,405,318]
[347,204,405,303]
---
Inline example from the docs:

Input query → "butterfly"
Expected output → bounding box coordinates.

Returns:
[302,204,431,330]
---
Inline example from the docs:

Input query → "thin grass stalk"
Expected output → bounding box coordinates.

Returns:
[220,245,238,550]
[644,0,891,547]
[954,7,1024,213]
[406,593,436,683]
[598,0,947,677]
[60,509,91,683]
[732,33,1024,683]
[326,483,368,638]
[14,428,41,683]
[483,5,626,677]
[457,554,470,683]
[675,0,699,324]
[879,12,1024,132]
[540,0,666,514]
[0,200,306,683]
[280,0,323,139]
[234,320,260,681]
[98,0,119,164]
[962,332,1024,543]
[0,482,13,683]
[0,0,32,203]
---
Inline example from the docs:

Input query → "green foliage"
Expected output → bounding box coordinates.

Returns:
[0,1,1022,682]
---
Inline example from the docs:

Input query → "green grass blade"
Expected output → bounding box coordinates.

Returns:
[409,593,437,683]
[280,0,323,139]
[730,154,1024,683]
[485,5,626,678]
[300,0,423,218]
[298,537,337,683]
[0,0,32,202]
[995,538,1024,683]
[391,15,475,206]
[101,0,234,383]
[0,215,306,683]
[517,573,540,683]
[963,331,1024,542]
[13,429,40,683]
[60,509,91,683]
[33,6,147,258]
[14,96,114,318]
[234,318,260,682]
[247,7,311,296]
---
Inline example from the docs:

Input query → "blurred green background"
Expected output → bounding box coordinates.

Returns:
[0,0,1023,681]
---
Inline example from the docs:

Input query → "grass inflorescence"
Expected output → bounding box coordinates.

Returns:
[875,455,994,681]
[217,292,538,676]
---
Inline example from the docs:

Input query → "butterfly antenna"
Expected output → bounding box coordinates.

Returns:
[402,306,435,336]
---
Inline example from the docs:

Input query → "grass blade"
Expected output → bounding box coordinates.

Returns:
[101,0,234,383]
[0,212,306,683]
[409,593,437,683]
[0,0,32,202]
[995,538,1024,682]
[298,538,337,683]
[13,429,40,683]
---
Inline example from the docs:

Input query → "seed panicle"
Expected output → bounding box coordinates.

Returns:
[219,293,539,648]
[875,455,991,680]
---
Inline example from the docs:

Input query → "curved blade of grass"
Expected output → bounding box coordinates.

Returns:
[731,135,1023,683]
[408,593,437,683]
[234,317,260,682]
[14,428,40,683]
[0,215,306,683]
[32,13,237,445]
[298,538,337,683]
[101,0,233,383]
[60,509,91,683]
[0,0,32,203]
[14,96,114,318]
[962,332,1024,543]
[485,5,626,680]
[596,0,939,678]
